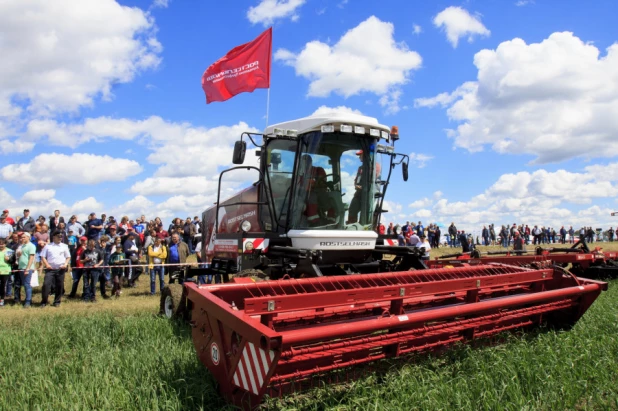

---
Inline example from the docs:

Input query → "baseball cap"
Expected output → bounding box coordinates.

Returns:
[355,150,363,155]
[80,236,88,241]
[2,209,8,213]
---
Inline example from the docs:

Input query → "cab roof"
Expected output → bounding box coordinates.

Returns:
[264,111,390,135]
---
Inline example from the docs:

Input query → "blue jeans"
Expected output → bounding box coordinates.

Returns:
[70,268,84,297]
[83,268,101,301]
[150,266,165,294]
[103,252,111,282]
[15,270,33,304]
[5,274,13,297]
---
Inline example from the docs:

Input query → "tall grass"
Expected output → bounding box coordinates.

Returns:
[1,245,617,410]
[0,313,232,410]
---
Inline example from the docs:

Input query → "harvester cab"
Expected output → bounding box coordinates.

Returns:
[202,112,420,280]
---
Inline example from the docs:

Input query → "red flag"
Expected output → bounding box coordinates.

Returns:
[202,28,272,104]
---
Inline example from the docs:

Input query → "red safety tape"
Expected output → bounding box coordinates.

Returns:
[6,262,202,273]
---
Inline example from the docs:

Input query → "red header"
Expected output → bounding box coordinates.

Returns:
[201,28,272,104]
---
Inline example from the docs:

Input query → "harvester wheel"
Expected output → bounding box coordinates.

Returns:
[235,269,267,281]
[160,284,186,320]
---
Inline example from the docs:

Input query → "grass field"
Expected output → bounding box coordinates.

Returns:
[1,243,618,410]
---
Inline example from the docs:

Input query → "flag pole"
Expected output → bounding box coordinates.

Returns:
[265,26,272,128]
[266,87,270,128]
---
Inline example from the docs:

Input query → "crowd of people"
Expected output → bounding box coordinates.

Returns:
[0,209,203,308]
[385,220,618,257]
[2,207,617,308]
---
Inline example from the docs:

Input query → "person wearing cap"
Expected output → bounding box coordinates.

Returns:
[66,215,85,238]
[459,230,471,253]
[68,236,88,299]
[2,210,15,227]
[16,209,35,233]
[15,232,36,307]
[85,213,103,240]
[0,213,14,240]
[39,231,71,307]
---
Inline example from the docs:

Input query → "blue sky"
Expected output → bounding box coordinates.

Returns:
[1,0,617,233]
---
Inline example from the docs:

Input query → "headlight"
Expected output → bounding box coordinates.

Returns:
[240,220,252,232]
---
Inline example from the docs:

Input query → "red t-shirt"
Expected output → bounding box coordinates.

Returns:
[75,246,86,268]
[155,230,168,240]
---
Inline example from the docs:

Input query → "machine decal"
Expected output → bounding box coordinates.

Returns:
[214,239,238,253]
[243,238,269,253]
[232,342,275,395]
[385,238,397,246]
[211,342,220,366]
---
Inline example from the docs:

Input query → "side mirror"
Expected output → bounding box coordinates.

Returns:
[402,162,409,182]
[232,140,246,164]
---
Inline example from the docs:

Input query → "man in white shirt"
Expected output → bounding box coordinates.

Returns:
[40,231,71,307]
[415,235,431,260]
[0,213,13,240]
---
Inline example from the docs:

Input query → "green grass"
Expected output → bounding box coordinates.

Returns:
[1,246,618,410]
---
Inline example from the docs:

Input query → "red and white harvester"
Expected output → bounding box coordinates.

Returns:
[159,112,606,409]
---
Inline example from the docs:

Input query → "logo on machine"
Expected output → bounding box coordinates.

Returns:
[319,241,372,247]
[211,342,220,365]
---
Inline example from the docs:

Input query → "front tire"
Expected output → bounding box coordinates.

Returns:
[160,284,185,320]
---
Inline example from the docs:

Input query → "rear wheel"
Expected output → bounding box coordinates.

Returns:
[160,284,185,320]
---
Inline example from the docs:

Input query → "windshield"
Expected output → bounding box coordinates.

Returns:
[265,131,379,231]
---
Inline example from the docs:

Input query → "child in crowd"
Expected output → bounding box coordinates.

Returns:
[109,237,126,297]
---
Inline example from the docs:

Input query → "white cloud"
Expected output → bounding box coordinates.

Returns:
[415,32,618,164]
[409,152,433,168]
[0,140,35,154]
[152,0,169,8]
[413,24,422,35]
[131,176,223,196]
[311,105,364,116]
[515,0,534,6]
[247,0,306,26]
[379,89,405,115]
[394,163,618,233]
[0,0,161,116]
[433,6,490,48]
[21,189,56,203]
[275,16,422,102]
[24,116,258,178]
[0,153,142,187]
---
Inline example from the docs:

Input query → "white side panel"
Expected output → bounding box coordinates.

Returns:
[287,229,377,250]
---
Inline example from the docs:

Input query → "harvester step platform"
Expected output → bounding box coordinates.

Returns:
[182,264,606,409]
